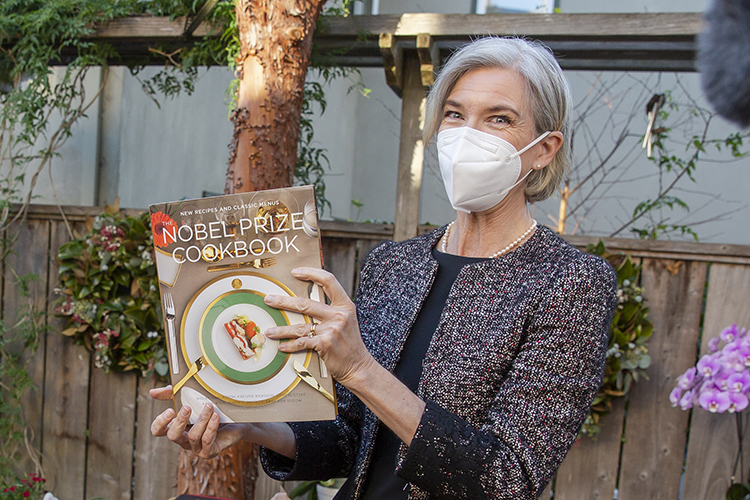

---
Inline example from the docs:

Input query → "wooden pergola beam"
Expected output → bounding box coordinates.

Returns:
[81,12,702,71]
[66,12,705,239]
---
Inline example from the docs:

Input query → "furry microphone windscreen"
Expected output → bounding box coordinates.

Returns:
[697,0,750,128]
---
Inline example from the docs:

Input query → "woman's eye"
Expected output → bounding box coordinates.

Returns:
[443,111,462,120]
[491,115,511,124]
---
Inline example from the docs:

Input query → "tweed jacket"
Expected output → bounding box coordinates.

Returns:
[261,224,617,499]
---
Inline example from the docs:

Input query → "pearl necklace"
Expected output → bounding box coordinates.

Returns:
[441,219,537,259]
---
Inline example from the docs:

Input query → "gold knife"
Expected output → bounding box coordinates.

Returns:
[293,360,335,403]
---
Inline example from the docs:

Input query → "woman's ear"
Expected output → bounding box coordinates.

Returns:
[533,131,563,169]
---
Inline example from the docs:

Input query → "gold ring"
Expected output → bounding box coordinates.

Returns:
[308,322,317,338]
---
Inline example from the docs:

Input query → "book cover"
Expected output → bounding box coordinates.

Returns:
[149,185,336,423]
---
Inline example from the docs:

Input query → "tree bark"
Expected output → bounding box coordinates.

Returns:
[226,0,327,194]
[179,1,326,498]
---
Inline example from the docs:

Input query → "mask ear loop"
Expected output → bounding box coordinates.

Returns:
[504,131,553,190]
[507,131,552,161]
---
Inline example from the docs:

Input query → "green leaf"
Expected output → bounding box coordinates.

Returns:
[726,483,750,500]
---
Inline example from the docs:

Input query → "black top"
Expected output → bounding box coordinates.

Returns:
[360,247,488,500]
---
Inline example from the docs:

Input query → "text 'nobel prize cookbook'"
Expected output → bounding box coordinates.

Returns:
[149,185,336,423]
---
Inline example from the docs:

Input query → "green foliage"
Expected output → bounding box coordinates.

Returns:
[56,204,167,377]
[627,89,750,240]
[727,482,750,500]
[290,478,341,500]
[0,274,48,483]
[581,241,653,439]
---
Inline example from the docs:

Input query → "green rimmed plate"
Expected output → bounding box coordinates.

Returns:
[199,290,289,384]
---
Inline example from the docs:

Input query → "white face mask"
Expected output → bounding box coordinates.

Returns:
[437,127,551,213]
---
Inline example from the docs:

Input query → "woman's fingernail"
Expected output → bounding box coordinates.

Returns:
[202,403,213,415]
[265,295,276,305]
[163,408,174,419]
[266,327,276,336]
[291,268,303,276]
[180,406,190,416]
[211,413,219,423]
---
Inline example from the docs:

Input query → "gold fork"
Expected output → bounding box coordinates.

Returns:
[207,257,278,272]
[163,292,179,375]
[172,356,208,394]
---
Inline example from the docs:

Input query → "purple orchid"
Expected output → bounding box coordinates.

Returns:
[699,389,731,413]
[676,367,696,390]
[708,336,721,353]
[727,372,750,393]
[674,324,750,416]
[697,354,721,377]
[728,392,750,413]
[670,387,683,406]
[679,389,695,410]
[721,324,740,343]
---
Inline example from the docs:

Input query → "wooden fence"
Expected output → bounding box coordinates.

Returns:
[8,205,750,500]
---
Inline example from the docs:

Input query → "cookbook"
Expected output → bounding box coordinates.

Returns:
[149,185,337,423]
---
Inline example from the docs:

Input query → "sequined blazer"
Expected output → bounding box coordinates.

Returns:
[261,225,617,499]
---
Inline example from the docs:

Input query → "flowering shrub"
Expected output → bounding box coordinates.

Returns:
[582,242,653,438]
[56,203,167,377]
[0,473,48,500]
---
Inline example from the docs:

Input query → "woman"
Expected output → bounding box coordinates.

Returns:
[151,36,617,499]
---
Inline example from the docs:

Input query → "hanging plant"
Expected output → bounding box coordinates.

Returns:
[581,241,653,438]
[56,202,167,378]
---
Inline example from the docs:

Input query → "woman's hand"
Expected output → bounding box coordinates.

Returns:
[149,386,246,459]
[264,267,376,388]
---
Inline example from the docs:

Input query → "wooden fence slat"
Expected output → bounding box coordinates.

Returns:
[682,264,750,500]
[134,377,179,500]
[553,398,625,500]
[4,220,51,478]
[42,221,91,498]
[618,259,707,499]
[85,369,137,500]
[322,238,357,298]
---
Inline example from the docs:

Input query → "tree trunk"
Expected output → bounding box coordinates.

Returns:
[179,1,326,498]
[177,444,257,499]
[226,0,327,194]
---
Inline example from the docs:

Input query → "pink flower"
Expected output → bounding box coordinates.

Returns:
[679,390,695,410]
[722,340,741,356]
[676,367,696,390]
[713,370,731,391]
[727,372,750,393]
[697,355,721,377]
[728,392,749,413]
[670,387,683,406]
[723,352,746,372]
[699,388,732,413]
[738,345,750,367]
[721,324,740,343]
[708,336,721,353]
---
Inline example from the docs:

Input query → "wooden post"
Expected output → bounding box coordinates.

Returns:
[393,52,427,242]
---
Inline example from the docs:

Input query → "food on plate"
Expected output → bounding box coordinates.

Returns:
[223,314,266,361]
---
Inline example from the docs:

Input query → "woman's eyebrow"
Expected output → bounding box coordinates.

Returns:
[485,104,521,117]
[443,99,520,117]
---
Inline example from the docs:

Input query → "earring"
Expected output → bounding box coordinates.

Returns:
[536,164,541,169]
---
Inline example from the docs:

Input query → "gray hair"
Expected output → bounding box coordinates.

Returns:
[423,37,572,203]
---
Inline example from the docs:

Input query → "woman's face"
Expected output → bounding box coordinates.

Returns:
[439,67,537,153]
